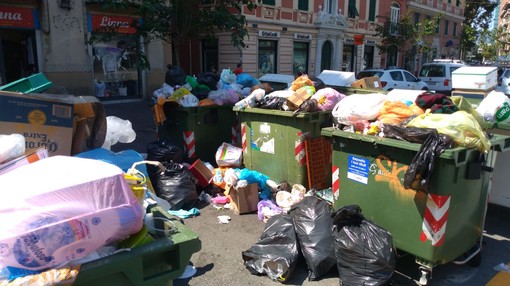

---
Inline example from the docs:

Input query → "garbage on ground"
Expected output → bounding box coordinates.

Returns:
[242,213,300,283]
[289,196,336,281]
[332,205,396,286]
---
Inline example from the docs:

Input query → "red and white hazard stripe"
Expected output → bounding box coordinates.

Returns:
[231,124,239,145]
[241,123,247,153]
[332,165,340,201]
[295,131,308,165]
[420,193,451,247]
[183,130,196,159]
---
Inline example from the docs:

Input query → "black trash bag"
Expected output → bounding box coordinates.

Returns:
[196,71,220,91]
[384,125,438,144]
[165,64,187,86]
[146,139,185,164]
[403,130,456,191]
[332,205,396,286]
[148,161,198,211]
[256,96,287,110]
[310,77,326,90]
[292,98,319,116]
[289,196,336,281]
[242,213,300,283]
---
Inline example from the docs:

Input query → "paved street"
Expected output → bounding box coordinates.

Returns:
[103,99,510,286]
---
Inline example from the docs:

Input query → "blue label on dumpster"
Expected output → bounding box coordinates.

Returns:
[347,155,369,184]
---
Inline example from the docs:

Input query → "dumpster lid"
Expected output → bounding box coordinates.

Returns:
[317,70,355,87]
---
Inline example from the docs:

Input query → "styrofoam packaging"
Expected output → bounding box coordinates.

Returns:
[452,66,498,91]
[0,156,143,275]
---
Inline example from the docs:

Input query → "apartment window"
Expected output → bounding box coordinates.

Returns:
[456,0,461,6]
[369,0,376,22]
[444,20,449,35]
[298,0,308,11]
[414,12,420,27]
[262,0,275,5]
[200,0,214,4]
[390,3,400,34]
[348,0,359,18]
[448,0,451,3]
[453,22,457,36]
[327,0,334,14]
[293,42,309,75]
[258,40,277,77]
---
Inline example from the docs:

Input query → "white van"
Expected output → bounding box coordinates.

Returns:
[418,59,466,95]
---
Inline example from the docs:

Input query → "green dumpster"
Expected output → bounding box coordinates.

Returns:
[0,73,53,93]
[158,103,239,164]
[321,127,510,282]
[73,206,201,286]
[236,107,332,187]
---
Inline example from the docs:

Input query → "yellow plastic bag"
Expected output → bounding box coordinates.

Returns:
[407,110,491,153]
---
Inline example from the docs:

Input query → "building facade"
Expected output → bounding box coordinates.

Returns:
[0,0,464,99]
[0,0,170,101]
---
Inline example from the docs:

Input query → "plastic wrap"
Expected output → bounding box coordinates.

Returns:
[332,93,387,125]
[0,156,144,277]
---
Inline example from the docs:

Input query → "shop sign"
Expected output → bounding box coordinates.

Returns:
[0,6,35,29]
[354,34,364,45]
[90,14,139,34]
[366,40,376,44]
[294,33,312,40]
[258,30,280,38]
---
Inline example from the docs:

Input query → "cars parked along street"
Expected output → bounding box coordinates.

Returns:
[497,67,510,96]
[356,68,429,91]
[418,59,466,95]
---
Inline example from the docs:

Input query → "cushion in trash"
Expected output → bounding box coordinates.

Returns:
[0,156,143,275]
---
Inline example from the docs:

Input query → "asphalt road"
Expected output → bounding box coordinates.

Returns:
[104,100,510,286]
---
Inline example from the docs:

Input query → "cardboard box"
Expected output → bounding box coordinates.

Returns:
[286,88,312,110]
[0,91,74,156]
[225,183,259,214]
[351,76,382,90]
[189,159,214,187]
[452,66,498,91]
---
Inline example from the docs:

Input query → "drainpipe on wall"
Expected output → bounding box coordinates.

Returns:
[237,46,243,66]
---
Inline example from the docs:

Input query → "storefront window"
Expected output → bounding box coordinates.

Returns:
[258,40,277,77]
[89,14,141,100]
[363,46,374,70]
[342,45,353,72]
[293,42,309,75]
[92,36,140,98]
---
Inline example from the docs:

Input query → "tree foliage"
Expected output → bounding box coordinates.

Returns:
[460,1,499,56]
[90,0,258,68]
[374,13,440,65]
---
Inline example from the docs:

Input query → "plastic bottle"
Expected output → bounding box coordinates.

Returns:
[214,169,223,184]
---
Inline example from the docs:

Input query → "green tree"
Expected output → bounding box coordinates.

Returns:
[460,1,498,59]
[90,0,258,68]
[374,12,440,68]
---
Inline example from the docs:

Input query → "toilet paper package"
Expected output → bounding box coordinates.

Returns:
[0,156,143,277]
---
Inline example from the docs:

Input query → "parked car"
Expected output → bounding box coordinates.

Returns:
[497,68,510,96]
[418,59,466,95]
[356,68,428,91]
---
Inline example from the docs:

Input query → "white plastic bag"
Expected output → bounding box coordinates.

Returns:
[332,93,387,125]
[475,90,510,123]
[0,134,25,164]
[179,93,199,107]
[215,142,243,167]
[102,116,136,150]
